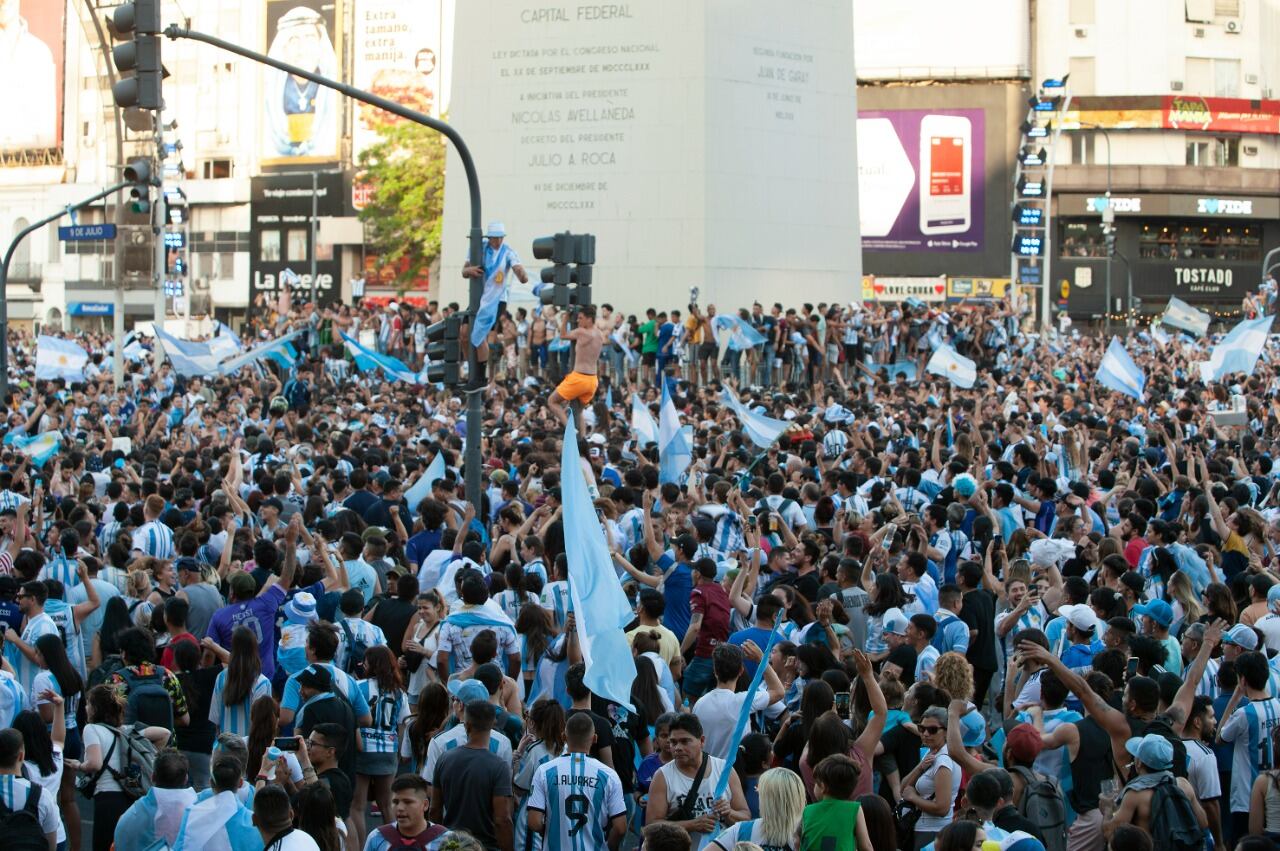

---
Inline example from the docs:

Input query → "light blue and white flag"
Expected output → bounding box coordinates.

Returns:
[265,341,298,372]
[3,430,61,467]
[1199,314,1274,382]
[658,380,691,484]
[35,336,88,382]
[217,331,303,376]
[605,384,613,410]
[1161,296,1211,337]
[720,386,787,448]
[404,451,446,514]
[1150,323,1171,347]
[151,327,222,377]
[214,321,242,348]
[631,394,659,448]
[340,333,426,384]
[1096,337,1146,401]
[925,345,977,389]
[711,314,767,351]
[471,242,515,348]
[560,416,637,711]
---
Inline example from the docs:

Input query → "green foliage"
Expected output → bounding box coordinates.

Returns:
[355,120,447,288]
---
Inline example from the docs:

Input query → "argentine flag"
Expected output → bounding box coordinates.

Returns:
[1096,337,1146,401]
[560,416,637,711]
[658,380,691,484]
[217,331,302,376]
[3,430,61,467]
[631,394,659,448]
[1199,314,1274,382]
[711,314,767,351]
[152,327,222,377]
[720,386,787,448]
[340,333,427,384]
[404,451,446,514]
[35,336,88,382]
[925,344,977,389]
[1162,297,1211,337]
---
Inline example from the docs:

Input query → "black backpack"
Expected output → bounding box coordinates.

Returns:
[1147,776,1203,851]
[1009,766,1066,851]
[0,783,47,851]
[87,654,125,691]
[120,667,175,730]
[1144,717,1188,779]
[339,619,370,677]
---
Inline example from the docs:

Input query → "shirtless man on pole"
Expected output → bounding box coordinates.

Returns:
[548,305,606,431]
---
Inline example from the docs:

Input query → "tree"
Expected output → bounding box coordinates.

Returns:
[355,120,446,290]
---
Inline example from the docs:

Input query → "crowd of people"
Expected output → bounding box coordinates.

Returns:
[0,274,1279,851]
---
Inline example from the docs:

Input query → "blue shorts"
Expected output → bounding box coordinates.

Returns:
[683,656,716,702]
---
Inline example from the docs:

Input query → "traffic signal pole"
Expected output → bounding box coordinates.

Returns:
[152,117,167,359]
[0,180,136,400]
[163,25,487,506]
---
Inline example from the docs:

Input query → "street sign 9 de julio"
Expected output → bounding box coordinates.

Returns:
[58,224,118,241]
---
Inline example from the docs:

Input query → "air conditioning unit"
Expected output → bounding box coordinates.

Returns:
[1246,73,1259,84]
[1224,18,1241,33]
[1243,144,1259,156]
[1074,27,1088,37]
[1193,26,1206,37]
[1171,80,1185,91]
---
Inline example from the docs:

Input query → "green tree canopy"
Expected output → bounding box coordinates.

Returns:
[355,120,446,289]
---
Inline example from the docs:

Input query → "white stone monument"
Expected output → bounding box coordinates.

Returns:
[439,0,861,314]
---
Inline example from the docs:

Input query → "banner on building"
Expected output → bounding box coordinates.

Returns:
[0,0,63,157]
[862,276,948,302]
[857,108,986,254]
[1062,96,1280,135]
[261,0,344,166]
[947,277,1009,301]
[352,0,442,158]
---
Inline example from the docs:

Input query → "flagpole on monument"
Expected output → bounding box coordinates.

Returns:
[162,24,488,507]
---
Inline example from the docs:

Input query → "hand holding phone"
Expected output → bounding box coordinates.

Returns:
[273,736,300,751]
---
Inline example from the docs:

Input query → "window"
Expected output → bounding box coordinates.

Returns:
[1068,57,1096,95]
[201,159,232,179]
[1069,0,1095,24]
[197,252,214,279]
[1070,130,1095,164]
[1138,221,1260,260]
[218,252,235,278]
[1060,221,1108,258]
[1186,136,1239,166]
[1186,58,1240,96]
[286,229,309,262]
[1214,58,1240,96]
[260,231,280,262]
[1186,0,1214,22]
[1215,0,1240,15]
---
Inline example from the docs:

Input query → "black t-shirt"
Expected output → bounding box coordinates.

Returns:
[960,588,999,671]
[879,723,921,792]
[298,691,358,784]
[794,571,821,604]
[993,803,1045,843]
[174,665,221,754]
[1068,716,1111,814]
[571,708,615,767]
[886,645,917,688]
[591,696,650,794]
[433,745,513,848]
[317,766,353,819]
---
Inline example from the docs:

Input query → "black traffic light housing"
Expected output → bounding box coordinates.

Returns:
[112,0,164,110]
[124,157,153,214]
[424,313,464,386]
[534,232,595,310]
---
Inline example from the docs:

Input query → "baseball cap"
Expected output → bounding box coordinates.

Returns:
[174,556,202,574]
[1125,733,1174,770]
[883,608,909,636]
[296,664,333,692]
[1132,599,1174,628]
[1267,584,1280,611]
[447,679,490,705]
[1004,723,1043,764]
[284,591,318,624]
[1057,604,1098,634]
[1000,833,1046,851]
[1223,624,1259,650]
[959,710,986,748]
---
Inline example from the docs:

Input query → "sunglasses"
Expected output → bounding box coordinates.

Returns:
[920,725,944,734]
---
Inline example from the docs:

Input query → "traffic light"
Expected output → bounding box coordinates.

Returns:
[124,157,153,214]
[112,0,163,110]
[569,233,595,309]
[1104,226,1117,256]
[534,232,574,308]
[424,313,464,386]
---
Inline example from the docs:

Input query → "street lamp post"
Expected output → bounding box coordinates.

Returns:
[1075,123,1114,332]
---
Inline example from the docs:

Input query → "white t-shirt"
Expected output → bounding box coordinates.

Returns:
[1257,613,1280,653]
[83,723,126,794]
[692,686,772,761]
[656,755,732,850]
[275,830,322,851]
[913,751,961,832]
[22,744,64,843]
[0,774,60,838]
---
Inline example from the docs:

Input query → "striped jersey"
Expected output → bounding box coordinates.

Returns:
[421,722,513,785]
[527,753,626,851]
[132,520,175,559]
[1221,695,1280,812]
[32,669,78,731]
[39,554,81,592]
[354,680,409,755]
[541,581,571,631]
[495,589,539,624]
[98,520,127,552]
[0,491,29,512]
[336,617,388,672]
[0,669,27,728]
[6,613,58,697]
[208,670,272,738]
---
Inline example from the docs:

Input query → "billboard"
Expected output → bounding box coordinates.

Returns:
[858,109,986,254]
[249,173,345,306]
[0,0,63,154]
[352,0,441,158]
[261,0,343,166]
[1061,96,1280,135]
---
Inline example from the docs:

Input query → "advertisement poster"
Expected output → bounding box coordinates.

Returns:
[0,0,63,154]
[261,0,343,166]
[857,108,985,253]
[352,0,441,159]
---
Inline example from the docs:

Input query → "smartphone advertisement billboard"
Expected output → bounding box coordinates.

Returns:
[858,108,986,253]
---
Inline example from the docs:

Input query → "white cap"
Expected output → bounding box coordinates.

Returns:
[1058,603,1098,633]
[484,221,506,238]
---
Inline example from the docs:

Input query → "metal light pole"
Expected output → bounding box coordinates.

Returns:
[0,181,135,400]
[152,117,168,362]
[164,24,487,506]
[1075,122,1114,332]
[310,170,318,306]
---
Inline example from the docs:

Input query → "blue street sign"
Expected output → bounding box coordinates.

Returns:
[57,224,117,241]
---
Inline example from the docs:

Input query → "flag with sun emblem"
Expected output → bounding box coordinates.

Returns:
[35,336,88,382]
[925,344,977,389]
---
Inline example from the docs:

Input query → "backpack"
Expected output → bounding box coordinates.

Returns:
[338,619,370,676]
[1147,776,1203,851]
[1143,717,1188,780]
[86,654,125,691]
[120,667,175,730]
[0,783,47,851]
[1009,766,1067,851]
[108,723,162,801]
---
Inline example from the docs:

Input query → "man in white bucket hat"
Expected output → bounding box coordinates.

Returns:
[462,221,528,386]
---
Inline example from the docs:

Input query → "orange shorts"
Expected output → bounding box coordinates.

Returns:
[555,371,599,404]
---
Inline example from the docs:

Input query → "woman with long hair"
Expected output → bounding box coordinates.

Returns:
[15,694,68,851]
[33,632,84,849]
[630,654,669,724]
[934,819,985,851]
[403,682,449,775]
[402,591,446,698]
[90,596,131,670]
[170,639,219,792]
[294,782,344,851]
[631,630,678,710]
[798,711,852,801]
[515,602,555,700]
[245,695,301,790]
[209,626,271,739]
[708,767,805,851]
[1203,581,1238,625]
[352,645,409,848]
[1167,569,1206,632]
[865,572,907,663]
[773,680,834,771]
[513,698,567,851]
[857,793,898,851]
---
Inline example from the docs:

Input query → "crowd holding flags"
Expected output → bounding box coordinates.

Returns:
[1096,337,1147,401]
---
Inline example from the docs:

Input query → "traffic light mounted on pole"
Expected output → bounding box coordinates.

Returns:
[534,231,596,310]
[124,158,153,214]
[424,313,464,386]
[112,0,164,110]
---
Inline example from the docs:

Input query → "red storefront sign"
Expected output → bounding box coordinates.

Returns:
[1163,96,1280,134]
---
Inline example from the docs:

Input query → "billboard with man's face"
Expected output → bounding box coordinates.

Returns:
[0,0,63,155]
[261,0,343,167]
